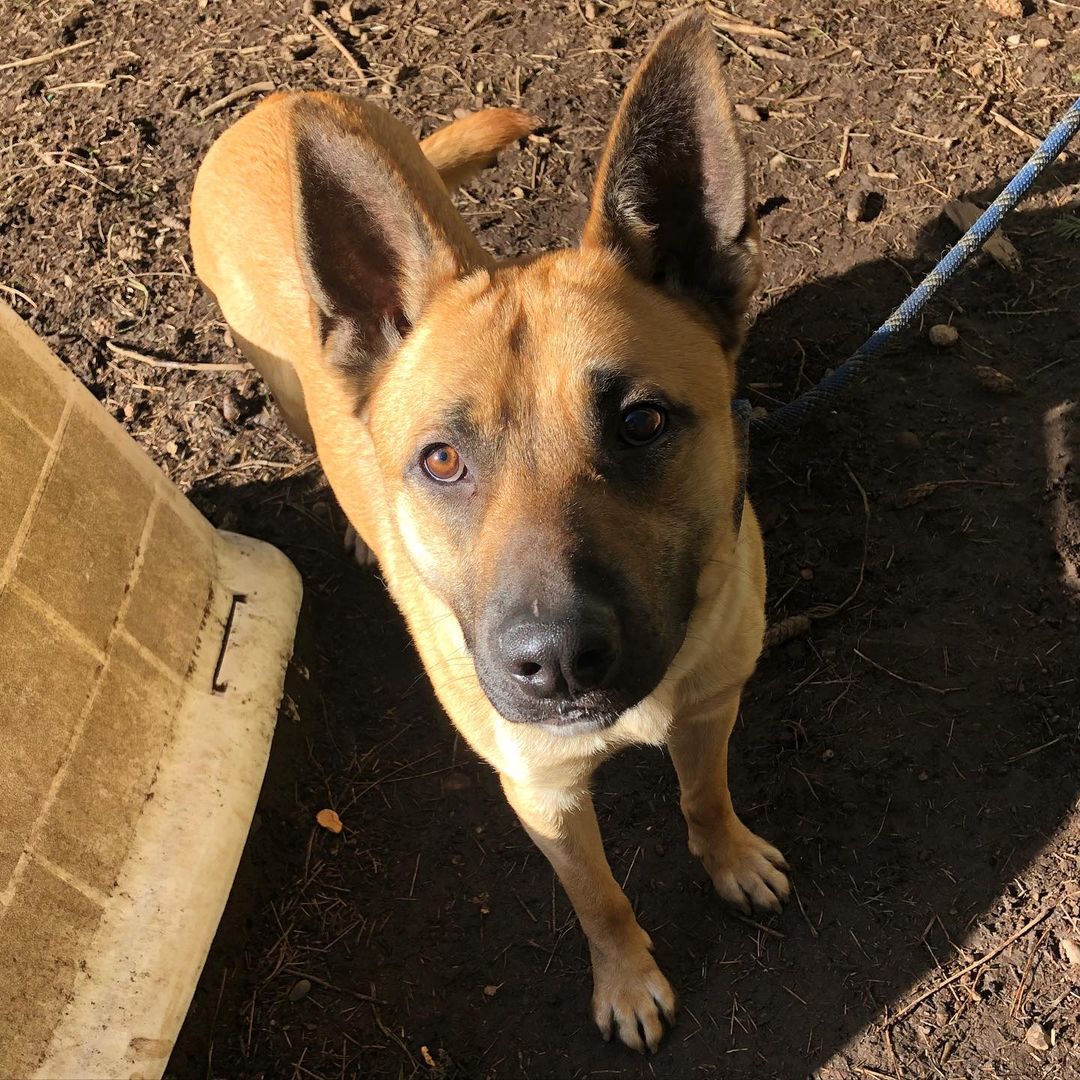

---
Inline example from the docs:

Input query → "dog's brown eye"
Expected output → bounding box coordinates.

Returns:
[422,444,466,483]
[620,405,666,446]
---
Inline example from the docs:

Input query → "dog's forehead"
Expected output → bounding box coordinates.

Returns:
[382,250,732,448]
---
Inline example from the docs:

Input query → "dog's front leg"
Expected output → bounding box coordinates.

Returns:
[500,774,676,1052]
[668,692,790,914]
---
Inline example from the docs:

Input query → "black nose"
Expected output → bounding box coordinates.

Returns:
[499,608,620,702]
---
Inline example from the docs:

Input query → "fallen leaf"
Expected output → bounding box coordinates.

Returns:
[1062,938,1080,965]
[896,481,940,508]
[974,365,1018,394]
[316,808,343,834]
[1025,1022,1050,1051]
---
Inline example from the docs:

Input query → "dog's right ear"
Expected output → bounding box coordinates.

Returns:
[290,95,489,390]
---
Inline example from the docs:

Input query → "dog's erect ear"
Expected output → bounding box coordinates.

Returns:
[291,94,489,385]
[582,11,761,354]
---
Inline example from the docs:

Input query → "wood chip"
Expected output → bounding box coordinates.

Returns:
[316,808,344,834]
[944,199,1022,273]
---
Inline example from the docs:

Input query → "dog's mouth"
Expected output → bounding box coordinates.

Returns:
[536,697,623,733]
[476,680,640,733]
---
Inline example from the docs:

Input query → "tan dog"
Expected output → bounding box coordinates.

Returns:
[190,11,789,1053]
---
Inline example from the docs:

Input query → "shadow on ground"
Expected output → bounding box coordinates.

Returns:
[170,178,1080,1079]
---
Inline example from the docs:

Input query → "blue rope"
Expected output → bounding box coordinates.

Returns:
[744,95,1080,438]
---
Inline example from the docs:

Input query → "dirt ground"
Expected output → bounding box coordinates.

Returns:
[4,0,1080,1077]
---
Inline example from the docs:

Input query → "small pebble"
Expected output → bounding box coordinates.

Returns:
[896,430,921,452]
[288,978,312,1003]
[929,323,958,347]
[1033,38,1050,49]
[302,0,317,15]
[735,103,763,123]
[338,0,353,21]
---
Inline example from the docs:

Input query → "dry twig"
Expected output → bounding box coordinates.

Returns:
[706,4,794,42]
[106,340,251,372]
[0,39,96,72]
[307,13,368,83]
[990,110,1070,162]
[763,464,870,649]
[891,904,1059,1024]
[853,649,961,695]
[198,81,275,120]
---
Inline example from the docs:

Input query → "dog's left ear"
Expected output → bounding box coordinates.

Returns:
[582,10,761,354]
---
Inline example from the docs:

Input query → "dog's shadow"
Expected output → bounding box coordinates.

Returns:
[172,169,1080,1078]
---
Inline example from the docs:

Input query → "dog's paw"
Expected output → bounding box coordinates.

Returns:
[343,523,378,568]
[694,819,790,915]
[591,935,677,1054]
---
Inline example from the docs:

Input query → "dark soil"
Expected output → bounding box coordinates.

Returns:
[4,1,1080,1077]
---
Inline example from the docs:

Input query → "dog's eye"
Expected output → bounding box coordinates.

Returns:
[620,405,666,446]
[422,444,466,483]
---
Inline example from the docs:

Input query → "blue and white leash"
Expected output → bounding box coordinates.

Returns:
[740,95,1080,439]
